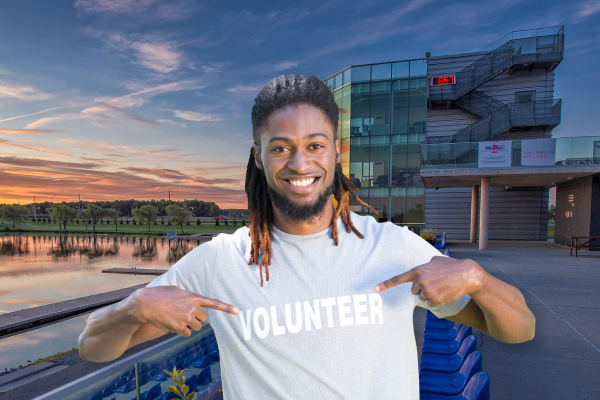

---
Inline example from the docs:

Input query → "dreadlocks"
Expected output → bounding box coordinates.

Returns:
[246,74,376,287]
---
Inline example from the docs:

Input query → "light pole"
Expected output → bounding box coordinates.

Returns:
[15,198,19,205]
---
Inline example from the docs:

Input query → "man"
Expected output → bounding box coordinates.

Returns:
[79,75,535,399]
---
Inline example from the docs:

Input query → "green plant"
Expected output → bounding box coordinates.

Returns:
[420,228,437,245]
[165,367,196,400]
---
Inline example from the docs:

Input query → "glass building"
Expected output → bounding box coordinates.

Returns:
[325,59,428,229]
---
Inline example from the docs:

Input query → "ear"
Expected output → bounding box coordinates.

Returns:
[334,137,341,163]
[252,145,263,169]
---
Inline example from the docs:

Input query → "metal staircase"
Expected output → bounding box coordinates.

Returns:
[429,27,564,145]
[451,27,563,100]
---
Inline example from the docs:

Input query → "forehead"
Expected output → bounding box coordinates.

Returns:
[260,104,335,144]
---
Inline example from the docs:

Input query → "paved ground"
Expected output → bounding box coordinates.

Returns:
[2,240,599,399]
[413,240,600,400]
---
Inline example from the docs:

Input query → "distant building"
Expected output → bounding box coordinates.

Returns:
[325,26,599,247]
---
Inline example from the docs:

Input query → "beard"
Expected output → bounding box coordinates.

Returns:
[266,177,335,225]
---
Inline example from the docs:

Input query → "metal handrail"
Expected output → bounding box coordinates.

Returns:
[34,326,213,400]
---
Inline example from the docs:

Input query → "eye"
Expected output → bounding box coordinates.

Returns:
[273,146,290,154]
[308,143,324,150]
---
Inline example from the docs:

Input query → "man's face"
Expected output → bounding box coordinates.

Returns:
[253,104,340,222]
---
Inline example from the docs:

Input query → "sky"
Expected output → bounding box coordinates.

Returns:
[0,0,599,208]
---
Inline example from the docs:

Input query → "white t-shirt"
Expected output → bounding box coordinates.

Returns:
[148,213,470,399]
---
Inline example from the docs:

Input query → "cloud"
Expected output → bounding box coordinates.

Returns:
[0,128,65,134]
[0,107,69,124]
[173,110,222,122]
[98,32,184,74]
[0,83,54,101]
[25,115,87,129]
[273,60,299,71]
[81,104,159,126]
[130,40,183,73]
[74,0,157,15]
[99,80,208,108]
[225,84,264,94]
[0,155,248,208]
[575,0,600,18]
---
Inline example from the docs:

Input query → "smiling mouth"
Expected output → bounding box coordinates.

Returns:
[285,177,319,187]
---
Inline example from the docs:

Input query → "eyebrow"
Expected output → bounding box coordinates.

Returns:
[267,132,330,144]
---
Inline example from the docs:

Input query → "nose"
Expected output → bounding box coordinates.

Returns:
[287,148,312,174]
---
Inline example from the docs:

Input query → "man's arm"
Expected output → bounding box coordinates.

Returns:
[78,286,239,363]
[375,256,535,343]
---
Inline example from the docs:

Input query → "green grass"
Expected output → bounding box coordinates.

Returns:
[548,223,555,239]
[0,220,240,235]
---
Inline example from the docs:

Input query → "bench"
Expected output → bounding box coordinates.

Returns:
[568,236,600,257]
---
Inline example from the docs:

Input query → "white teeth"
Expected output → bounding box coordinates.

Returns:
[289,178,316,187]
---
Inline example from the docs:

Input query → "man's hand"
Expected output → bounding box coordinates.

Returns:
[374,256,483,307]
[128,286,239,337]
[374,256,535,343]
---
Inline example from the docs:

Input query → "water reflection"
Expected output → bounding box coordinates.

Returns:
[166,240,195,263]
[132,237,157,260]
[44,235,121,259]
[0,234,205,265]
[0,236,30,256]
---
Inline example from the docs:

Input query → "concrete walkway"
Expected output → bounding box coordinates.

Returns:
[413,240,600,400]
[0,284,146,339]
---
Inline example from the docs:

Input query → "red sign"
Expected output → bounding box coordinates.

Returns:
[431,76,455,86]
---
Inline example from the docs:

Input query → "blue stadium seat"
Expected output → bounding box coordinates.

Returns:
[151,370,169,382]
[426,310,443,320]
[197,366,212,386]
[420,335,477,373]
[191,356,211,369]
[425,318,460,329]
[147,383,162,399]
[420,371,490,400]
[424,324,461,341]
[419,351,483,396]
[185,373,199,392]
[114,380,136,394]
[422,326,473,355]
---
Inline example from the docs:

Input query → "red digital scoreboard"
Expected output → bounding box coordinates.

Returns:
[431,76,455,86]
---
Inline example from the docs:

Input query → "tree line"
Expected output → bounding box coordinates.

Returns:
[0,199,249,233]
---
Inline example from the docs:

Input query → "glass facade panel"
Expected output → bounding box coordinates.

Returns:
[334,73,343,90]
[371,63,391,80]
[393,61,409,78]
[351,83,371,137]
[410,59,427,76]
[408,78,427,135]
[326,78,334,91]
[343,68,351,86]
[334,89,343,139]
[351,65,370,82]
[327,58,427,224]
[370,81,390,136]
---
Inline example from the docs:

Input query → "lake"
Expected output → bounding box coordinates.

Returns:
[0,233,206,371]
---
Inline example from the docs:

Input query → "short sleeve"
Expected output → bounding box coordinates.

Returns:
[401,227,471,318]
[146,238,220,298]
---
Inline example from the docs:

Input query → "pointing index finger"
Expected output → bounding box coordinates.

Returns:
[375,268,418,292]
[196,295,239,315]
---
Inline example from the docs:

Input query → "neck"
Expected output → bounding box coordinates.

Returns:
[271,200,335,235]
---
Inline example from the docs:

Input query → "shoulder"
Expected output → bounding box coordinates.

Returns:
[349,212,413,239]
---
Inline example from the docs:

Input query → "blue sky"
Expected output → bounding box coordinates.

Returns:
[0,0,598,207]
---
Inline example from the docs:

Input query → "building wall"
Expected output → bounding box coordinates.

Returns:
[555,176,593,245]
[425,187,549,240]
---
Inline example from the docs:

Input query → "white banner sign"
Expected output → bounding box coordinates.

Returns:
[478,141,512,168]
[521,138,556,166]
